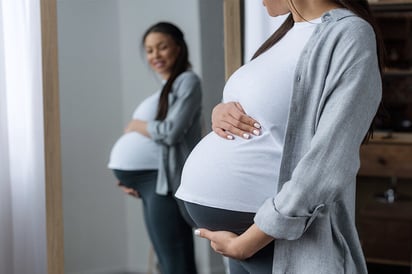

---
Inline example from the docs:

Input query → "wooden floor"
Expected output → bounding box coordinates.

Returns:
[368,263,411,274]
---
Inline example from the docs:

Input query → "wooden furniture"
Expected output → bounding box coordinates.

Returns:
[358,199,412,266]
[358,133,412,179]
[372,3,412,132]
[358,133,412,267]
[357,2,412,269]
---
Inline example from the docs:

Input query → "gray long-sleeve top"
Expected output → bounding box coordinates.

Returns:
[254,9,382,274]
[147,71,203,196]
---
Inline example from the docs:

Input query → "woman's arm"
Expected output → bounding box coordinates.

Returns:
[212,102,261,140]
[254,21,382,241]
[195,224,274,260]
[146,72,202,145]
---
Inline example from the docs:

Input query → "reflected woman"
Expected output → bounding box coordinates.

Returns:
[108,22,201,274]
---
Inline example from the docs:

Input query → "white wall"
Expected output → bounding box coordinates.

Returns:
[57,0,225,273]
[58,1,130,273]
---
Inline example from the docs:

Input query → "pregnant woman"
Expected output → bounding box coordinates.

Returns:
[176,0,384,273]
[108,22,201,274]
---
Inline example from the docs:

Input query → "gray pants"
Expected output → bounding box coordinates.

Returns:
[113,170,197,274]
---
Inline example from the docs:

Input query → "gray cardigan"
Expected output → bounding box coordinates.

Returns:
[147,71,202,196]
[254,9,381,274]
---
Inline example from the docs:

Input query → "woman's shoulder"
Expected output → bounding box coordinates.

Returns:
[319,9,376,56]
[175,70,201,85]
[326,9,374,38]
[172,70,202,95]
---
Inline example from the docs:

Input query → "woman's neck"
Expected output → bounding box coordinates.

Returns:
[289,0,342,22]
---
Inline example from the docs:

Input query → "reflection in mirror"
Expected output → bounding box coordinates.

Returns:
[57,0,225,273]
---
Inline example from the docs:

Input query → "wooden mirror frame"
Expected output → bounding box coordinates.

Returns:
[223,0,243,79]
[41,0,242,272]
[41,0,64,273]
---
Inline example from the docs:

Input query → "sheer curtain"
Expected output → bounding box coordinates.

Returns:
[0,0,47,273]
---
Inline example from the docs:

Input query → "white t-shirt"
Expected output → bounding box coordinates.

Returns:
[176,19,320,213]
[107,92,160,170]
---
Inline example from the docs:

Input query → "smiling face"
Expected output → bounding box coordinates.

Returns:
[144,32,181,80]
[262,0,290,17]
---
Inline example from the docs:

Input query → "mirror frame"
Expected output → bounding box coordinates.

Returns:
[41,0,64,273]
[223,0,242,79]
[41,0,242,272]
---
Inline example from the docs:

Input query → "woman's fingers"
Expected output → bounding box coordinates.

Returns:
[212,126,234,140]
[212,102,261,139]
[129,189,139,198]
[194,228,242,258]
[117,182,140,198]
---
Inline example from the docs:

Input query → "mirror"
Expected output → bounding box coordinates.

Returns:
[54,0,227,273]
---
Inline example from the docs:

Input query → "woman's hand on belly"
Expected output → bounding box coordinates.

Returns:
[117,181,140,198]
[195,224,274,260]
[124,119,150,138]
[212,102,261,140]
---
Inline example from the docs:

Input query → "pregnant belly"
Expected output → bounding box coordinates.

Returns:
[176,131,280,213]
[108,132,159,170]
[184,201,255,234]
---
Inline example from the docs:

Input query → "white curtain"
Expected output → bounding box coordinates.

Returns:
[0,0,47,273]
[244,0,289,62]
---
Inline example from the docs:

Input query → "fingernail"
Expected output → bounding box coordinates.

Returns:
[253,129,260,136]
[227,135,234,140]
[254,123,261,129]
[194,229,200,236]
[243,133,250,139]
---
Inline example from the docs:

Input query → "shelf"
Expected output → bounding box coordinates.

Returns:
[368,132,412,145]
[370,0,412,5]
[368,0,412,6]
[384,69,412,76]
[374,10,412,16]
[371,2,412,12]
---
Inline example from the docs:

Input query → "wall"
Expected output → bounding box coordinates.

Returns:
[57,0,225,273]
[58,1,129,272]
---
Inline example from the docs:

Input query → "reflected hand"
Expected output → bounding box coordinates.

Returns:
[124,119,150,137]
[194,228,249,260]
[124,120,140,133]
[117,181,140,198]
[211,102,261,140]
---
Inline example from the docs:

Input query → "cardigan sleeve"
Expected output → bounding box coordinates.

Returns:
[147,71,202,146]
[254,19,382,240]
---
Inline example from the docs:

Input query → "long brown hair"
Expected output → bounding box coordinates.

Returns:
[252,0,385,141]
[142,22,191,120]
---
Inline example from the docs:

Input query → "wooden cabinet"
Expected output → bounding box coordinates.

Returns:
[359,201,412,266]
[358,133,412,178]
[358,133,412,267]
[357,55,412,267]
[357,3,412,269]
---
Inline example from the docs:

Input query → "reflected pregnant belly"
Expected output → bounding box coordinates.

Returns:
[108,132,159,170]
[176,131,281,213]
